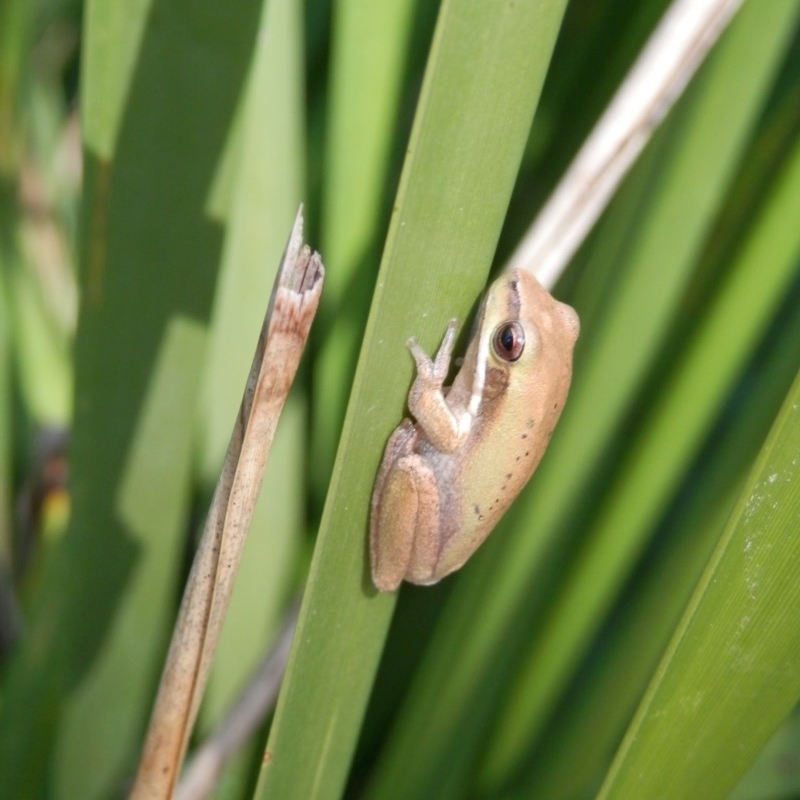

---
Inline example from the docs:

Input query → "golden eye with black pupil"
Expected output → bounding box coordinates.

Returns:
[493,321,525,362]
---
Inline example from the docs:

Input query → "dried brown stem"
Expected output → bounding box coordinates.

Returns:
[129,207,324,800]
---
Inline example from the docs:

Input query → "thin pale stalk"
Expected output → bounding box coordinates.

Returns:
[175,601,299,800]
[508,0,744,289]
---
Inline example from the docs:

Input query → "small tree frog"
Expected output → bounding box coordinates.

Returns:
[370,269,579,591]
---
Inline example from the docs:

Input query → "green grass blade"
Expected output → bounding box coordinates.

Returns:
[596,365,800,800]
[729,705,800,800]
[55,318,207,800]
[0,246,15,629]
[320,0,417,300]
[0,0,264,795]
[254,2,568,798]
[6,258,72,424]
[311,0,418,497]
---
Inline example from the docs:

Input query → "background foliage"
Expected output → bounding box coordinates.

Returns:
[0,0,799,799]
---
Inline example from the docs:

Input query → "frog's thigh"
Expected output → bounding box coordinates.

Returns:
[371,421,416,505]
[370,454,439,592]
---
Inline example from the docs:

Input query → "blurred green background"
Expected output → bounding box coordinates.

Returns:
[0,0,799,799]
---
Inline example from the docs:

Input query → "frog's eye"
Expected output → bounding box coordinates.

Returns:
[492,321,525,362]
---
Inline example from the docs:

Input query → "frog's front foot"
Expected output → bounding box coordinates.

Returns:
[407,319,458,389]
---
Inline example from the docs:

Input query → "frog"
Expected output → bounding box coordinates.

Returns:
[369,268,579,591]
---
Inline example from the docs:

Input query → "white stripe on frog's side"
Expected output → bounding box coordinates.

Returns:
[468,325,489,419]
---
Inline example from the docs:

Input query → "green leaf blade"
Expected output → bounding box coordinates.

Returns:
[597,367,800,800]
[255,2,569,799]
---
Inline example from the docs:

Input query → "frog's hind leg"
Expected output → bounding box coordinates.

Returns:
[370,453,440,591]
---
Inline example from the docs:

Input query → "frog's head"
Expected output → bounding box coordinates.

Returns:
[472,269,579,413]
